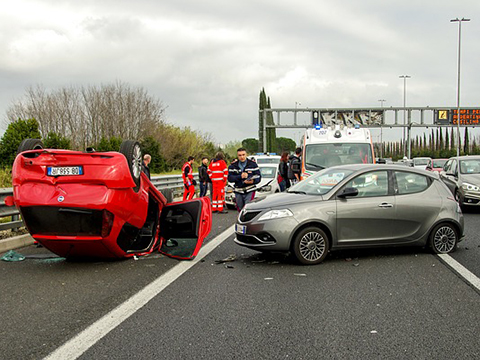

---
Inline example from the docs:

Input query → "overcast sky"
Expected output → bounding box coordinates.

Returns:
[1,0,479,147]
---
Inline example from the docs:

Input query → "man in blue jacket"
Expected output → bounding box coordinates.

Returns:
[228,148,261,211]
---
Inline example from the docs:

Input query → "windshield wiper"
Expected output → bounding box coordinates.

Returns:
[287,190,307,194]
[306,162,324,169]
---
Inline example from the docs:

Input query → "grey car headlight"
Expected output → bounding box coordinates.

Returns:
[462,182,480,192]
[259,185,272,192]
[258,209,293,221]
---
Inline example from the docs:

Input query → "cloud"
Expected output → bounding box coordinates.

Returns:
[1,0,480,145]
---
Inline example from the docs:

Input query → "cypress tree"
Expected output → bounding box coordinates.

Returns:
[266,96,276,152]
[258,89,267,152]
[464,127,469,154]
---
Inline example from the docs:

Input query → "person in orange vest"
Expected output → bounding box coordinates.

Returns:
[182,156,196,200]
[208,151,228,213]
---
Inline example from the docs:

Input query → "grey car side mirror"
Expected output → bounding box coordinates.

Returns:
[337,187,359,198]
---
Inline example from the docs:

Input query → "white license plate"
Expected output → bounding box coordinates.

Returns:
[47,166,83,176]
[235,224,247,234]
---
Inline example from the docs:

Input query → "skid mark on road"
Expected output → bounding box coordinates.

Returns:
[44,225,235,360]
[438,253,480,292]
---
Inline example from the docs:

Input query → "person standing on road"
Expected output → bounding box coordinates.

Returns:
[278,152,290,191]
[141,154,151,180]
[182,156,196,200]
[208,152,228,213]
[198,157,211,197]
[288,147,302,184]
[228,148,261,211]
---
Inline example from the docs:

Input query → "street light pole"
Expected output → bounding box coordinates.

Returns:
[399,75,411,158]
[294,101,301,126]
[451,17,470,157]
[378,99,386,158]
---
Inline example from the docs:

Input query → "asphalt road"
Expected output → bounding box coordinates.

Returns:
[1,211,479,359]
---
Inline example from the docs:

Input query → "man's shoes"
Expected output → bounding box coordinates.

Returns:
[218,209,228,214]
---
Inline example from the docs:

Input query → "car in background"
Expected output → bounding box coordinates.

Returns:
[426,158,448,173]
[440,155,480,210]
[412,157,432,170]
[251,153,281,164]
[225,163,281,209]
[6,139,212,260]
[234,164,463,265]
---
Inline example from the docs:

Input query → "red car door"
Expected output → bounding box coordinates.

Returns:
[158,197,212,260]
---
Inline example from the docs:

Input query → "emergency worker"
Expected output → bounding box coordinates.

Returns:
[228,148,261,211]
[208,152,228,213]
[182,156,196,200]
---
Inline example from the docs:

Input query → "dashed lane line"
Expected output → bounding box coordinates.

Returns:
[44,225,235,360]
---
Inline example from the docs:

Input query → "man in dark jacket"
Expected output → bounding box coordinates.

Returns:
[142,154,151,180]
[288,147,302,183]
[228,148,261,211]
[198,157,211,197]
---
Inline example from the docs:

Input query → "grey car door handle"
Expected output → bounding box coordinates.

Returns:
[378,203,393,208]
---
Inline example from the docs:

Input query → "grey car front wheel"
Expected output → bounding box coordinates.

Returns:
[292,227,329,265]
[430,223,458,254]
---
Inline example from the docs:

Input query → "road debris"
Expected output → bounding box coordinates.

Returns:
[1,250,25,262]
[215,254,236,264]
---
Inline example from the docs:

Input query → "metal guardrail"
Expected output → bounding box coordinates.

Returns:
[0,174,199,233]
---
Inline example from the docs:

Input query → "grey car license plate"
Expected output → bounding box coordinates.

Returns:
[235,224,246,234]
[47,166,83,176]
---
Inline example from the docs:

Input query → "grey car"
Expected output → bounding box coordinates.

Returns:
[440,155,480,210]
[234,164,464,265]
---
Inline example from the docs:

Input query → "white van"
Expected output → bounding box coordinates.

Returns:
[302,124,375,179]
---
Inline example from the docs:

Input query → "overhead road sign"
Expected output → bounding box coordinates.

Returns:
[434,109,480,126]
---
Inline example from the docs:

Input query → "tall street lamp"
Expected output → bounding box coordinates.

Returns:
[451,17,470,157]
[378,99,386,157]
[399,75,411,158]
[294,101,301,125]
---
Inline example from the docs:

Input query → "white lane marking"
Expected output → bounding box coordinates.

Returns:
[44,225,235,360]
[437,253,480,292]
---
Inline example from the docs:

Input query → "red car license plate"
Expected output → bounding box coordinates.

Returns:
[47,166,83,176]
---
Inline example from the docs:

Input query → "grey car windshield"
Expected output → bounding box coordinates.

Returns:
[459,159,480,174]
[305,143,373,170]
[288,168,354,195]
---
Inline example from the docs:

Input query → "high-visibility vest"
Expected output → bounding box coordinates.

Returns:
[182,162,193,184]
[208,159,228,182]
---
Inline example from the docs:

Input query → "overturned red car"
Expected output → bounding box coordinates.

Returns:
[6,139,212,260]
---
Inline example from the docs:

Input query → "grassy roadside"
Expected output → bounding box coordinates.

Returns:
[0,167,12,188]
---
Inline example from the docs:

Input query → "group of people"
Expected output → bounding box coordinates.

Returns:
[277,147,302,191]
[180,148,261,213]
[141,147,302,213]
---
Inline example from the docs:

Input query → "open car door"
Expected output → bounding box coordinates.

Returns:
[158,197,212,260]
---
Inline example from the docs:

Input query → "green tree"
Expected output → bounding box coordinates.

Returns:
[258,88,276,152]
[275,137,296,154]
[43,132,71,149]
[0,118,41,166]
[242,138,259,154]
[95,136,123,152]
[140,136,166,173]
[464,127,469,154]
[223,141,243,160]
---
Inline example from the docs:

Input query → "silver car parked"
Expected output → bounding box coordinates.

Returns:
[440,155,480,210]
[235,164,464,265]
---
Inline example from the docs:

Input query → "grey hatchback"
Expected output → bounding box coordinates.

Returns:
[234,164,464,265]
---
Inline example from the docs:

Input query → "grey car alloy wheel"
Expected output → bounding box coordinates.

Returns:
[430,224,457,254]
[293,227,329,265]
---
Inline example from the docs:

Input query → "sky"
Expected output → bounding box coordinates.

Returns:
[1,0,479,148]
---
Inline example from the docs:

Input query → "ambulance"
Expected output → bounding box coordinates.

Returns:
[301,124,375,179]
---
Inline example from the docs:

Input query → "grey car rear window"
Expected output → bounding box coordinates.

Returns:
[395,171,429,195]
